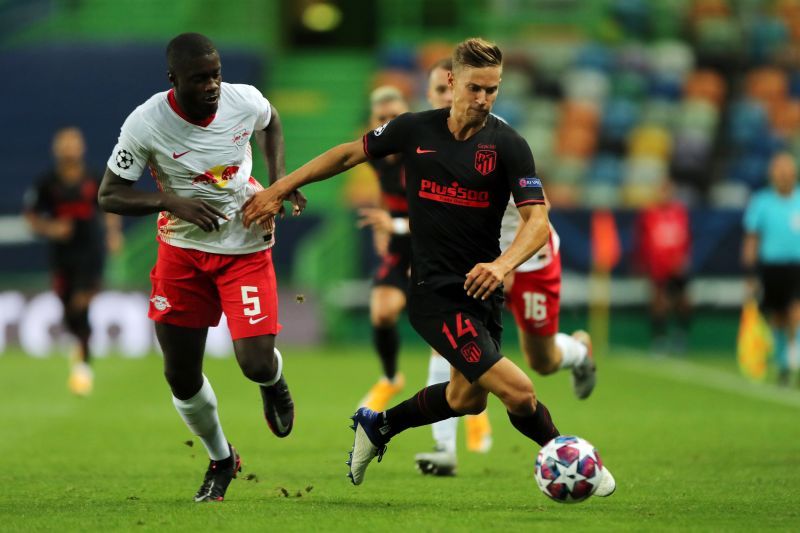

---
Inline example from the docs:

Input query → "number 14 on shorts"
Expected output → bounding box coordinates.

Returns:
[442,313,482,363]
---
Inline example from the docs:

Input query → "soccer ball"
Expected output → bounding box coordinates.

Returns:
[534,435,605,503]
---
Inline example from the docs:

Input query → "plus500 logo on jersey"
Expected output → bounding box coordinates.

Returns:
[419,179,490,208]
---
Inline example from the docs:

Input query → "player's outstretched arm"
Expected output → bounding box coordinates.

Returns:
[98,167,228,232]
[254,105,307,217]
[242,139,368,228]
[465,203,549,300]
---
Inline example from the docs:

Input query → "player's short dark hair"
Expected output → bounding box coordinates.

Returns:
[452,38,502,71]
[428,57,453,77]
[166,33,217,72]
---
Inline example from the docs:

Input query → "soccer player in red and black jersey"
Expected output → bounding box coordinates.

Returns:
[355,86,411,411]
[23,127,123,396]
[243,38,615,496]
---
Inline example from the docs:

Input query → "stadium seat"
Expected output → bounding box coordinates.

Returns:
[683,69,727,107]
[628,125,673,159]
[562,68,610,104]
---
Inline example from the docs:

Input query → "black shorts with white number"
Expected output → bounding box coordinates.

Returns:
[408,283,504,383]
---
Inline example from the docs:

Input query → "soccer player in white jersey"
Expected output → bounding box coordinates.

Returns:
[98,33,305,503]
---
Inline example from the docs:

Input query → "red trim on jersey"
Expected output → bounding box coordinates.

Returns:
[167,89,216,127]
[515,199,545,208]
[382,193,408,213]
[362,134,372,158]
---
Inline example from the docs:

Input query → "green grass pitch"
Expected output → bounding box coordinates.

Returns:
[1,346,798,531]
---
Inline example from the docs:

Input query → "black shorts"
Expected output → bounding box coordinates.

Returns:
[372,234,412,291]
[654,275,689,297]
[759,263,800,314]
[52,260,103,304]
[408,283,504,383]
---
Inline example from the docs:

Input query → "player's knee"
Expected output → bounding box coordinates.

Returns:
[239,356,278,383]
[529,355,558,376]
[448,395,487,415]
[163,369,201,399]
[499,386,537,416]
[371,309,400,327]
[445,388,487,415]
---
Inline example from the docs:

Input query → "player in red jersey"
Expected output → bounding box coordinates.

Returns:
[23,127,123,396]
[634,177,692,353]
[98,33,305,502]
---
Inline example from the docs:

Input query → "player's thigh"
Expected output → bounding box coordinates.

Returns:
[408,286,503,384]
[369,285,406,325]
[216,249,280,340]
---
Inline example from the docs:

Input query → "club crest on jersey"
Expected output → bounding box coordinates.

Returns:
[150,295,171,312]
[519,176,542,188]
[192,165,239,188]
[231,125,251,148]
[475,150,497,176]
[373,122,389,136]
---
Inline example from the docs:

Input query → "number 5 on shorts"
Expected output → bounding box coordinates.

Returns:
[241,285,261,316]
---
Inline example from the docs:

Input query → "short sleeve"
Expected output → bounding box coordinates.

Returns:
[743,194,764,233]
[504,133,544,207]
[244,85,272,130]
[106,109,150,181]
[362,112,414,159]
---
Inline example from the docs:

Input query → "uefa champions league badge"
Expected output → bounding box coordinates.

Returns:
[519,176,542,188]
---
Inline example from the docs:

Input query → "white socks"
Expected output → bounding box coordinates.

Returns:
[172,375,230,461]
[258,348,284,387]
[428,353,457,454]
[556,333,588,370]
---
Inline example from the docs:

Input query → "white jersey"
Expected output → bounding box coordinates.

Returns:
[500,201,560,272]
[107,82,275,254]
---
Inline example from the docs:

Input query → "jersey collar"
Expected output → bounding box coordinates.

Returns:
[167,89,216,127]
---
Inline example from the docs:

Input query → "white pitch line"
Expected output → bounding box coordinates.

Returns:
[618,356,800,409]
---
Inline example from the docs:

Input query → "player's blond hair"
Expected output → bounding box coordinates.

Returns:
[452,38,502,71]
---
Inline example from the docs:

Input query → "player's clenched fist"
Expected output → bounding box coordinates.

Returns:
[464,261,507,300]
[164,196,228,232]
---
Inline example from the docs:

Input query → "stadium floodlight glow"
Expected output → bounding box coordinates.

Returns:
[301,1,342,32]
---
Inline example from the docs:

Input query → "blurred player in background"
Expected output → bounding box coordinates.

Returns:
[355,86,411,411]
[634,177,692,354]
[98,33,305,502]
[743,152,800,385]
[23,127,123,396]
[243,38,615,496]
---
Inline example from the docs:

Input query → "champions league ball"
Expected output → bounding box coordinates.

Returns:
[534,435,605,503]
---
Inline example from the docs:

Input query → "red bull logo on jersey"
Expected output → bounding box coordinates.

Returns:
[419,179,490,208]
[475,149,497,176]
[192,165,240,188]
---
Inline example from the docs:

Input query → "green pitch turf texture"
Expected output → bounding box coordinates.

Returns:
[1,346,798,532]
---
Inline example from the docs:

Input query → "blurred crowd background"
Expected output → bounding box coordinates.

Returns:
[1,0,795,359]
